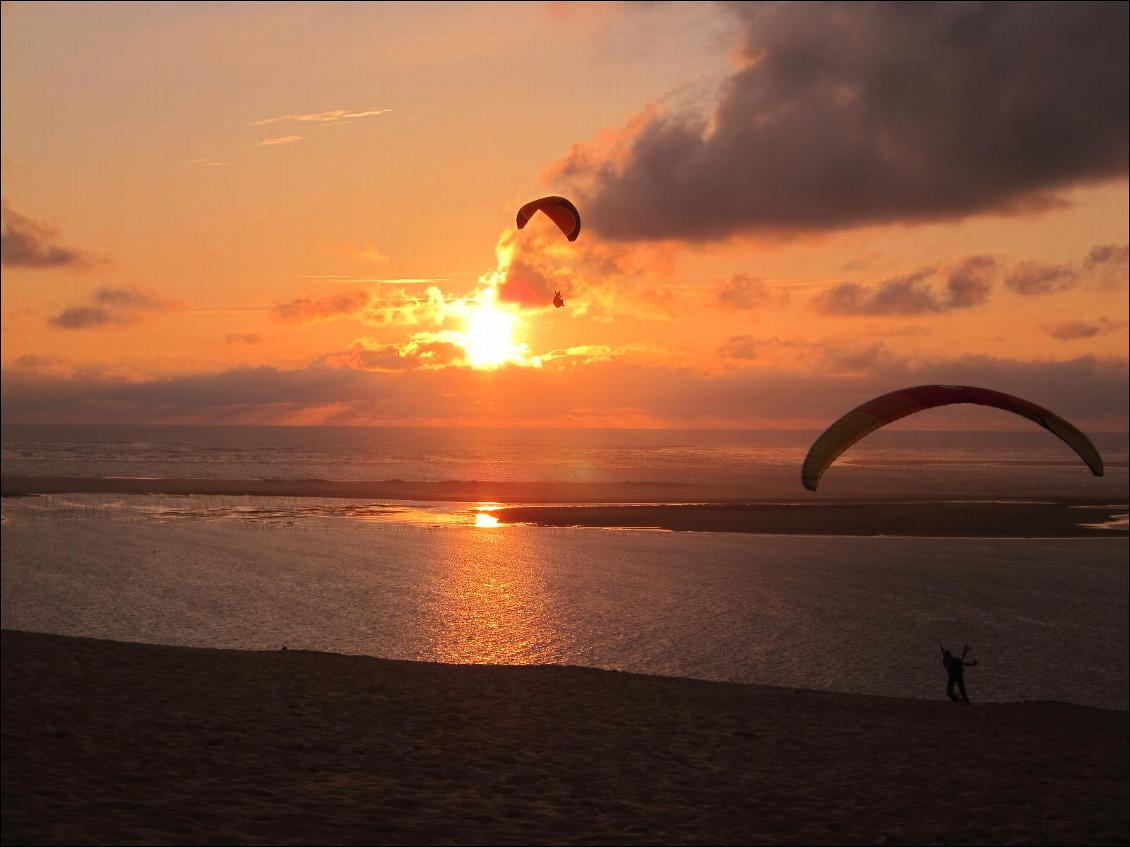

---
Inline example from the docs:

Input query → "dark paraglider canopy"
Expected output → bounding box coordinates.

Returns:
[516,196,581,242]
[552,290,565,309]
[801,384,1104,491]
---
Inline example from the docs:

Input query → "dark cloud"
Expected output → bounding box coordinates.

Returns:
[225,333,263,345]
[1,200,102,268]
[49,285,171,330]
[3,354,1125,428]
[716,274,789,310]
[1084,243,1129,270]
[49,306,119,330]
[1083,243,1130,286]
[94,286,164,308]
[1045,318,1127,340]
[814,256,995,315]
[718,335,758,359]
[273,290,371,323]
[560,3,1128,241]
[1004,261,1077,296]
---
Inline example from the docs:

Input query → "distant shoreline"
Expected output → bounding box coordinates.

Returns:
[2,475,1126,536]
[3,629,1126,845]
[494,501,1129,537]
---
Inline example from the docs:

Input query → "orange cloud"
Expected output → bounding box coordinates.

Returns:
[256,135,304,147]
[273,290,370,323]
[249,108,390,127]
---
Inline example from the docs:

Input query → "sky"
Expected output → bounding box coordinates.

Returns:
[2,1,1128,429]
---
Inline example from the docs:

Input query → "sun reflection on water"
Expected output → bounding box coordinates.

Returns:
[426,525,558,666]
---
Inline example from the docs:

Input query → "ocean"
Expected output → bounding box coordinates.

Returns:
[3,423,1128,498]
[2,425,1127,709]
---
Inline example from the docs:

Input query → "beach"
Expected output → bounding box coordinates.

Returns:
[3,629,1126,845]
[3,476,1127,537]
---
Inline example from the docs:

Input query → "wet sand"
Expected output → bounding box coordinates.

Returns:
[492,501,1129,537]
[2,476,1126,537]
[3,630,1127,845]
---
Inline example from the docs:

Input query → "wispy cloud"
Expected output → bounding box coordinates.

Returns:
[715,274,790,311]
[225,333,263,345]
[298,276,455,285]
[272,290,371,323]
[1084,243,1130,286]
[718,335,758,360]
[1044,318,1127,340]
[1004,262,1077,296]
[188,158,232,167]
[256,135,304,147]
[49,285,172,330]
[2,200,104,269]
[248,108,390,127]
[814,256,996,316]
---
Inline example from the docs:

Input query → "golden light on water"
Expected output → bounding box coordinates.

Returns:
[474,511,500,528]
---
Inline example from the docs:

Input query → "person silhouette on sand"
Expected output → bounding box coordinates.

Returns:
[940,643,978,704]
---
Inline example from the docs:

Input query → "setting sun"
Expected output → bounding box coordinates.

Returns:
[1,3,1127,845]
[457,295,531,370]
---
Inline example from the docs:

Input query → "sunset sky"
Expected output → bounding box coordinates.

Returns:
[3,1,1127,428]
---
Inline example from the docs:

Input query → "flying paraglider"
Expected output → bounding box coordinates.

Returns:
[516,196,581,242]
[515,196,582,308]
[801,384,1104,491]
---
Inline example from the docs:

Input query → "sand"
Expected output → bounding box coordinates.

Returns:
[3,476,1126,537]
[3,630,1126,845]
[492,501,1129,537]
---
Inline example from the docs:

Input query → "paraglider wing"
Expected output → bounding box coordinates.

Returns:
[801,385,1104,491]
[516,196,581,242]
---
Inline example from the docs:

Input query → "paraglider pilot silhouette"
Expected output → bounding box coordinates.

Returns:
[516,196,580,310]
[939,643,978,704]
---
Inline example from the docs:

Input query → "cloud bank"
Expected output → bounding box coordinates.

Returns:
[555,2,1129,241]
[3,353,1125,429]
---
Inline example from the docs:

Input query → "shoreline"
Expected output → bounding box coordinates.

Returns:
[493,501,1129,537]
[3,629,1126,845]
[3,476,1126,537]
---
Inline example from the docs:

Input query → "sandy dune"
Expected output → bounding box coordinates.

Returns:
[3,630,1126,845]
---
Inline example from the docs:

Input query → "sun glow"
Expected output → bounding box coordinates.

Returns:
[457,292,532,370]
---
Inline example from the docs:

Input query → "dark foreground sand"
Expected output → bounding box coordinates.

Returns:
[3,631,1126,845]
